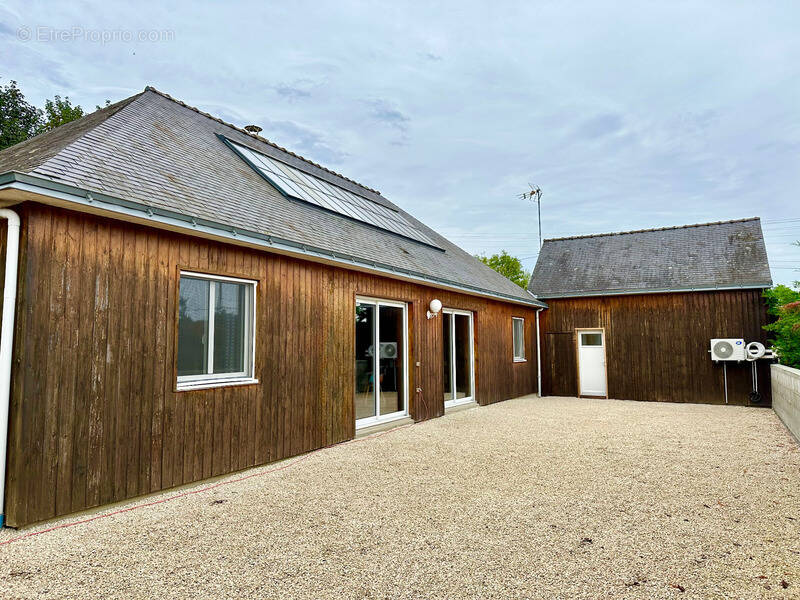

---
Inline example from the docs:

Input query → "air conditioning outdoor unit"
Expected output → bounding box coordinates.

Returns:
[710,338,745,361]
[380,342,398,359]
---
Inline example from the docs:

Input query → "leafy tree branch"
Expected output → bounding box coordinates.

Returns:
[476,250,531,289]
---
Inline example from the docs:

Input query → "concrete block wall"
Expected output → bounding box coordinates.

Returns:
[772,364,800,442]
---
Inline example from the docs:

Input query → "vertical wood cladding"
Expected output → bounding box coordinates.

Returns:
[540,293,772,406]
[4,203,538,526]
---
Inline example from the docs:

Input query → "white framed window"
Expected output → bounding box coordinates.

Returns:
[176,271,257,390]
[512,317,526,362]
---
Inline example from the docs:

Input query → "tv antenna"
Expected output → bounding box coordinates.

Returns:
[518,184,543,249]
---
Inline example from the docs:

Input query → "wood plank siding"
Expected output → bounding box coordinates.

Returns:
[3,203,539,527]
[540,292,772,405]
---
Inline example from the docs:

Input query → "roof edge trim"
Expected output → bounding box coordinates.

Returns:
[0,172,547,308]
[543,217,763,243]
[535,284,772,300]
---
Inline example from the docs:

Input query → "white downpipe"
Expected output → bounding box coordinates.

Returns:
[0,209,20,528]
[535,308,543,397]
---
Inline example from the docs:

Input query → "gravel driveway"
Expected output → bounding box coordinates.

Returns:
[1,395,798,599]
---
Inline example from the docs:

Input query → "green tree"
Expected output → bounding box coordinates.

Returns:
[763,283,800,369]
[0,80,43,150]
[476,250,531,289]
[1,79,97,151]
[41,95,84,131]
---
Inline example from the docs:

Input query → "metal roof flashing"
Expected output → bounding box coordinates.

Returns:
[536,284,771,300]
[0,172,547,309]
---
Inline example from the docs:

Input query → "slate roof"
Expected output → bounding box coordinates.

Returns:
[528,218,772,299]
[0,93,142,173]
[0,87,542,306]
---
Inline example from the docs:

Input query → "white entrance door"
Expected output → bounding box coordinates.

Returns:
[577,330,606,397]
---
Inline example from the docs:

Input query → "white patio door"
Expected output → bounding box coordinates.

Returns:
[355,297,409,428]
[577,329,607,397]
[443,309,475,408]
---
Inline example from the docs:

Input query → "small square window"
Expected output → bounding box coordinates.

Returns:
[512,317,525,361]
[177,271,257,390]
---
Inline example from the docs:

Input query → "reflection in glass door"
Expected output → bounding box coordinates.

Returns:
[355,303,376,420]
[443,313,453,402]
[355,298,408,428]
[443,309,475,407]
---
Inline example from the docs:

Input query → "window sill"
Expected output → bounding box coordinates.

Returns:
[513,358,527,363]
[176,377,259,392]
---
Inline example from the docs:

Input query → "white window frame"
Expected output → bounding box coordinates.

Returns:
[176,270,258,391]
[443,308,476,408]
[355,296,409,429]
[512,316,526,362]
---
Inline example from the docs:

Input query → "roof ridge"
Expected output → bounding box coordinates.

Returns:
[544,217,762,242]
[142,86,382,196]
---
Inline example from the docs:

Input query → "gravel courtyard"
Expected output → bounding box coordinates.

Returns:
[1,396,798,599]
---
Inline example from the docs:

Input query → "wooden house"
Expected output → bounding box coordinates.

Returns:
[529,219,773,406]
[0,88,545,527]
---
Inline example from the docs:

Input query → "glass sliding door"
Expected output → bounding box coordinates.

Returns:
[379,305,405,417]
[454,314,471,400]
[443,309,475,407]
[443,312,453,403]
[355,297,408,428]
[355,303,377,420]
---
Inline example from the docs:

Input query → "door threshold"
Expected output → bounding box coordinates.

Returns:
[445,399,478,414]
[355,416,414,438]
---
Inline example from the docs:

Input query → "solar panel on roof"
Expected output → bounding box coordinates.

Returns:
[225,138,440,248]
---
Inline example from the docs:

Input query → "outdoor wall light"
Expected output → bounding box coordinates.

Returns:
[427,299,442,320]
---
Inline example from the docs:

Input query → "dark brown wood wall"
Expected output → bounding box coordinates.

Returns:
[540,291,771,406]
[4,203,538,527]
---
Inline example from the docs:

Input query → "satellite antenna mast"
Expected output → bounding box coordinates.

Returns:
[518,184,543,249]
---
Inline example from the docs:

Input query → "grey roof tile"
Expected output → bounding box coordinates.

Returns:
[528,218,772,298]
[0,93,142,174]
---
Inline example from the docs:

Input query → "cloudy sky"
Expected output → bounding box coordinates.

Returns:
[3,1,799,283]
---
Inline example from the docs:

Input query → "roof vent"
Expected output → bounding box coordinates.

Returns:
[244,125,262,135]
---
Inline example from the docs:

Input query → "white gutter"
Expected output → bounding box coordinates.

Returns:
[0,209,20,528]
[0,175,547,309]
[535,308,543,397]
